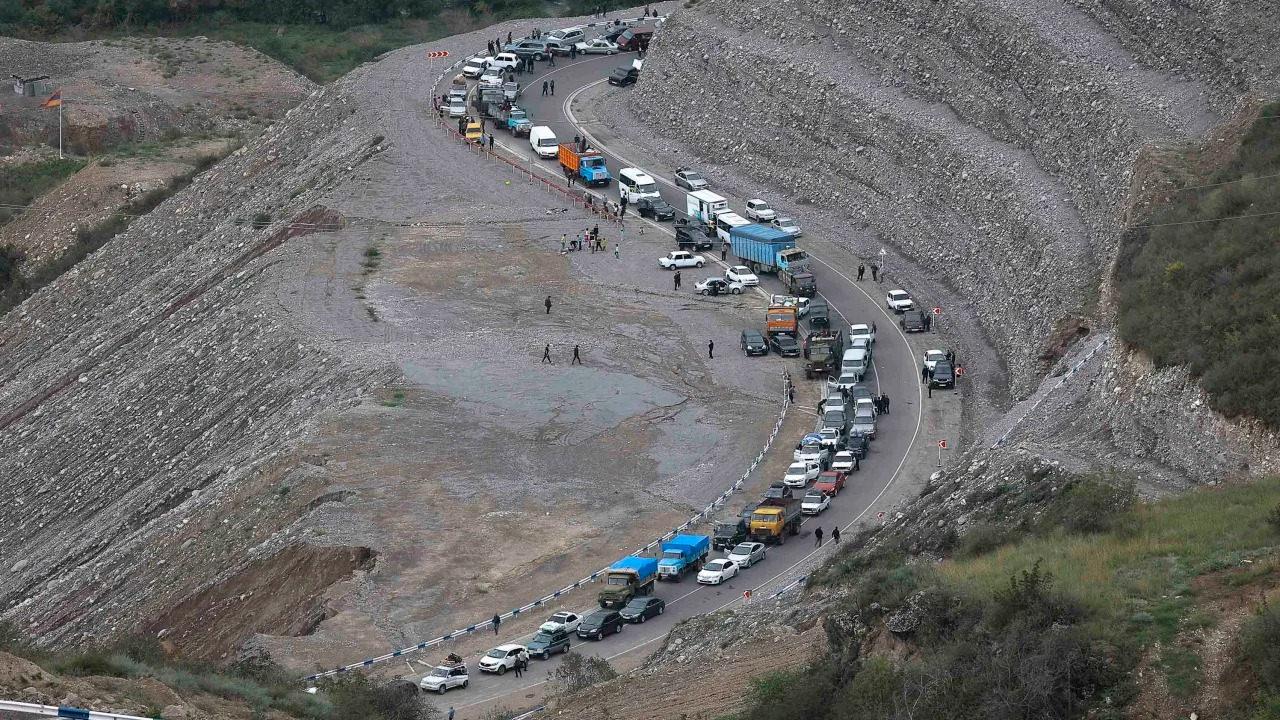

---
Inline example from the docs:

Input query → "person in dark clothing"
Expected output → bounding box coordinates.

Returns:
[853,454,860,471]
[674,271,681,290]
[550,79,556,94]
[924,313,932,331]
[788,384,795,403]
[814,526,824,547]
[488,133,495,151]
[492,613,502,634]
[513,660,523,678]
[870,264,879,281]
[542,80,549,96]
[572,344,582,365]
[928,383,932,398]
[457,117,465,133]
[857,264,865,281]
[545,295,553,314]
[882,394,891,414]
[570,45,577,59]
[947,350,956,365]
[542,344,552,364]
[832,527,841,543]
[921,365,930,384]
[708,340,715,359]
[507,31,513,43]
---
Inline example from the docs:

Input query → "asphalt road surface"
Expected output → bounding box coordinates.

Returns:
[428,47,923,717]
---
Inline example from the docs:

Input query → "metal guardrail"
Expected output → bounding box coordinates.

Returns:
[303,370,792,681]
[0,700,156,720]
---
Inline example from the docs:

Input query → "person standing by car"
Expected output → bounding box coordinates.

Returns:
[674,271,681,290]
[882,394,891,414]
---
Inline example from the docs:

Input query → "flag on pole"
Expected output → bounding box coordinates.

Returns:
[41,90,62,108]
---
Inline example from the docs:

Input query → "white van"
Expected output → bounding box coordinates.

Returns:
[528,126,558,159]
[841,348,870,380]
[617,167,660,203]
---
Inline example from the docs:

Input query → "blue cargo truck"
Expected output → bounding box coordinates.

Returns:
[657,534,711,581]
[598,555,659,608]
[730,224,813,287]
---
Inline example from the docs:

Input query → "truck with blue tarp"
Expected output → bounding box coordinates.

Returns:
[657,534,711,582]
[731,223,811,277]
[597,555,659,608]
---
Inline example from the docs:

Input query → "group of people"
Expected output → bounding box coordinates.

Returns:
[873,394,891,414]
[813,525,841,547]
[856,263,881,282]
[557,225,614,254]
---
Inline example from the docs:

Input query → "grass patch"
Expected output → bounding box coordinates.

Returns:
[0,158,86,226]
[0,149,232,318]
[1116,100,1280,428]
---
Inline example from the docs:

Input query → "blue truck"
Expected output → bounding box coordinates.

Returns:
[657,534,711,582]
[730,224,812,282]
[597,555,659,608]
[558,144,612,186]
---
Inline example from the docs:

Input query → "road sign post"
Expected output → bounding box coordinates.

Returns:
[937,439,947,467]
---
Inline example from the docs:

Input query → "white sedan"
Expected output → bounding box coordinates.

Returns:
[886,289,915,313]
[849,323,877,345]
[801,491,830,515]
[772,216,802,237]
[479,68,505,87]
[922,349,948,372]
[726,542,767,568]
[830,451,857,474]
[696,559,739,585]
[745,199,776,221]
[539,611,581,634]
[575,38,618,54]
[461,55,492,78]
[659,250,705,269]
[783,460,820,488]
[695,277,744,295]
[446,100,467,117]
[725,265,759,286]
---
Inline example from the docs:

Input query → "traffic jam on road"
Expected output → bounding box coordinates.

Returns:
[421,15,962,703]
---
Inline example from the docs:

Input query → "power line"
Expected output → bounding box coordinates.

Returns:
[1128,208,1280,229]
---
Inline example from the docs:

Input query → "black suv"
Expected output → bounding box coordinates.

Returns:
[769,332,801,357]
[900,310,927,333]
[637,197,675,220]
[620,596,665,623]
[741,329,769,356]
[528,628,571,659]
[675,223,713,251]
[930,361,955,388]
[577,609,625,640]
[608,65,639,86]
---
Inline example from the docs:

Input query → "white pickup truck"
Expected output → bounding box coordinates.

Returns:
[419,661,469,694]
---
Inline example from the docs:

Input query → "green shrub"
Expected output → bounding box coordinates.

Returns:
[0,158,85,226]
[1116,101,1280,428]
[956,523,1016,558]
[1042,477,1136,535]
[1242,600,1280,692]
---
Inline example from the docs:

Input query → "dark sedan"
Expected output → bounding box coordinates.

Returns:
[619,596,665,623]
[930,361,956,388]
[769,333,801,357]
[637,197,675,220]
[741,329,769,356]
[608,65,639,86]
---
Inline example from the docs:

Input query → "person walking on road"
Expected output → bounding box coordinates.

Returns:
[545,295,553,314]
[488,133,495,151]
[870,263,879,282]
[708,339,715,359]
[572,344,582,365]
[542,344,552,364]
[921,365,931,385]
[492,613,502,635]
[613,243,620,259]
[882,394,891,414]
[550,79,556,95]
[674,271,681,290]
[833,527,841,543]
[542,80,549,96]
[814,526,824,547]
[448,707,455,720]
[721,244,728,261]
[857,264,865,281]
[561,234,567,253]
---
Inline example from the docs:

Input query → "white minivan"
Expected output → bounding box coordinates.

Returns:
[528,126,558,159]
[842,348,870,381]
[617,167,661,204]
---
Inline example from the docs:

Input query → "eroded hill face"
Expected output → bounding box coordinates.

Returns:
[632,0,1279,399]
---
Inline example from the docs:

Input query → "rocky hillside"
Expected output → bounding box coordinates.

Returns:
[633,0,1278,402]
